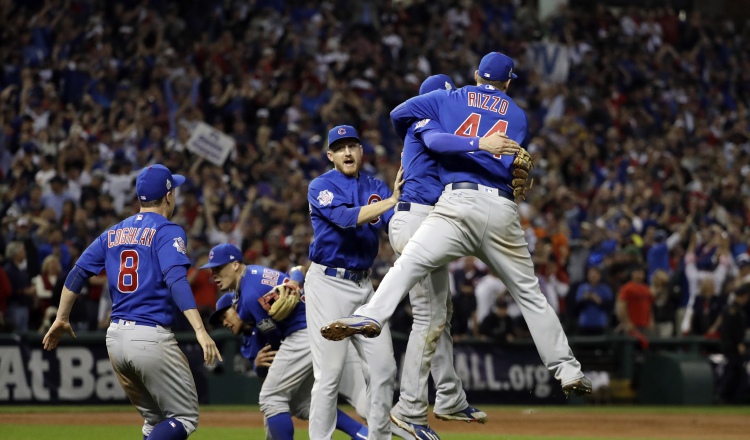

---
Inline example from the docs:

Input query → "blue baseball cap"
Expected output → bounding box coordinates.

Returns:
[478,52,518,82]
[209,293,235,325]
[327,125,360,149]
[200,243,243,269]
[420,74,455,95]
[136,164,186,202]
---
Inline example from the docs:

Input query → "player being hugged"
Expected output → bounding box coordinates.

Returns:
[306,125,404,440]
[201,243,371,440]
[43,164,221,440]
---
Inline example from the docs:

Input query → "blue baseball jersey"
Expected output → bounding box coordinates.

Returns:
[235,265,306,339]
[308,170,393,270]
[75,212,192,327]
[400,121,444,206]
[392,85,530,191]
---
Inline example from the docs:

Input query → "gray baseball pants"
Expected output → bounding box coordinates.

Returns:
[388,204,469,424]
[357,186,584,389]
[106,319,199,438]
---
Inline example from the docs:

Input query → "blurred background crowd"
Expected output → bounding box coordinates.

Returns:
[1,0,750,357]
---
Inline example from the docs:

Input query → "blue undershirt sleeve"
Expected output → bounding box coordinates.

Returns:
[420,130,480,154]
[164,265,198,312]
[63,265,95,294]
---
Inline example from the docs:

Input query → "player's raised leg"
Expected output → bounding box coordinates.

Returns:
[344,193,477,328]
[476,196,589,392]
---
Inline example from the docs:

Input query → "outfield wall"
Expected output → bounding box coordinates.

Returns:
[1,332,746,405]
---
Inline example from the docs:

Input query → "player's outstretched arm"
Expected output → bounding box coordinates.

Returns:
[43,286,78,350]
[355,167,404,226]
[184,308,223,366]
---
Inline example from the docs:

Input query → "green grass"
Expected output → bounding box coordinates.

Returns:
[0,425,712,440]
[2,405,749,440]
[0,425,672,440]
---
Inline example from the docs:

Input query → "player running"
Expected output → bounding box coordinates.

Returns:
[202,244,371,440]
[323,53,592,437]
[43,164,221,440]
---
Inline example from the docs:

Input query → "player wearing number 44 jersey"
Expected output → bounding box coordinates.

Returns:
[324,53,592,429]
[43,164,222,440]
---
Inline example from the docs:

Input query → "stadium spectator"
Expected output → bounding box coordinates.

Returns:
[575,266,614,335]
[479,297,515,343]
[650,269,678,337]
[681,228,730,334]
[31,254,61,315]
[4,241,35,332]
[717,284,750,403]
[615,267,654,336]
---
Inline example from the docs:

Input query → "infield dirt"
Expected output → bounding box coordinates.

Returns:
[1,408,748,439]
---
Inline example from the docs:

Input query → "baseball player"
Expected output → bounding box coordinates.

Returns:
[305,124,407,440]
[323,53,592,428]
[201,245,370,440]
[383,74,524,438]
[43,164,222,440]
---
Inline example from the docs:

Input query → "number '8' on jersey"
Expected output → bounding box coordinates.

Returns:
[75,212,191,326]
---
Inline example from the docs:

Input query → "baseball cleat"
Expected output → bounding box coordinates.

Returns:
[434,406,487,423]
[562,377,593,397]
[390,412,441,440]
[321,315,381,341]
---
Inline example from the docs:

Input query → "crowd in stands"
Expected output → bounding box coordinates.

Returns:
[1,1,750,353]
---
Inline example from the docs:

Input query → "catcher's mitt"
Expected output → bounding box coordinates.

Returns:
[510,148,534,200]
[260,283,301,321]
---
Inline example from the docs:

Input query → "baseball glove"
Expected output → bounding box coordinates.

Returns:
[267,284,301,321]
[510,148,534,200]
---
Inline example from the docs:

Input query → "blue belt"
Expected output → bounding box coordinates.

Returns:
[396,202,434,213]
[111,318,159,328]
[324,267,370,282]
[450,182,513,201]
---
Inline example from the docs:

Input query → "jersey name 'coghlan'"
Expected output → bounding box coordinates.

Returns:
[107,227,157,248]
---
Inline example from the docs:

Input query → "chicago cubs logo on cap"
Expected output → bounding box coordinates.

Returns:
[200,243,244,269]
[328,125,360,148]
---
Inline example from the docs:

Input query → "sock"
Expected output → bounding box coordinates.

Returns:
[266,413,294,440]
[336,409,364,438]
[146,418,187,440]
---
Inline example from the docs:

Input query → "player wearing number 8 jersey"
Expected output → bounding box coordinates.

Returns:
[43,164,221,440]
[323,53,592,415]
